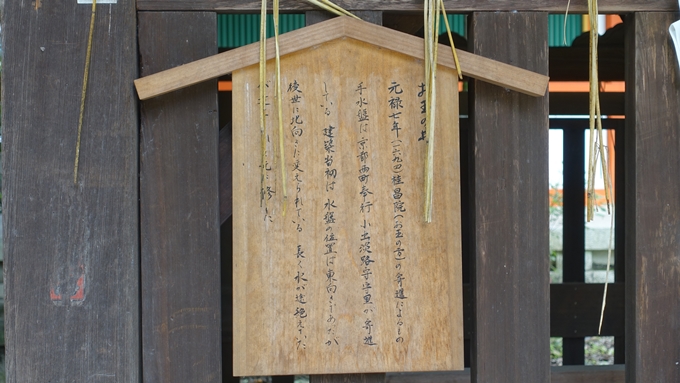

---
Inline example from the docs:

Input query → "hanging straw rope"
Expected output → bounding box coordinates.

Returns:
[583,0,614,335]
[598,186,615,334]
[586,1,611,222]
[423,0,462,222]
[273,0,288,216]
[439,0,463,80]
[563,0,572,46]
[423,0,440,223]
[259,0,268,207]
[73,0,97,184]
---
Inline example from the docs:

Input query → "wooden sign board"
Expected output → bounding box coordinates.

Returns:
[233,37,463,376]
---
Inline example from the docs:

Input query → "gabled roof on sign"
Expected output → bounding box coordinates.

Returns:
[134,16,549,100]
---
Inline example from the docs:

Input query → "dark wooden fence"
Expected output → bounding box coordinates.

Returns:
[3,2,680,382]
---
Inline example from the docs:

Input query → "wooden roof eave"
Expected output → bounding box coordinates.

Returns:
[134,16,549,100]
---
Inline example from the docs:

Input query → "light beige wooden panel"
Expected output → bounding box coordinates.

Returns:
[233,38,462,376]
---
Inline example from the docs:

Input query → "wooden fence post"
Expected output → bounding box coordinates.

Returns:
[469,12,550,383]
[138,12,222,383]
[625,11,680,382]
[2,1,139,381]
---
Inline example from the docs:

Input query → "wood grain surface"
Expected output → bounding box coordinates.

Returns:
[469,12,550,383]
[613,80,626,365]
[305,12,386,383]
[625,11,680,383]
[139,12,222,383]
[233,38,463,376]
[137,0,677,13]
[2,1,139,381]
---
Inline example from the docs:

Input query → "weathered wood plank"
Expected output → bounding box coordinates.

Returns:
[233,17,463,377]
[625,11,680,383]
[613,106,626,365]
[306,13,387,383]
[137,0,677,13]
[139,12,221,383]
[469,12,549,383]
[134,17,549,100]
[386,365,625,383]
[2,1,139,382]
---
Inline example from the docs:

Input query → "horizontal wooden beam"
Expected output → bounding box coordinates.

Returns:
[135,16,548,100]
[137,0,676,13]
[386,366,624,383]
